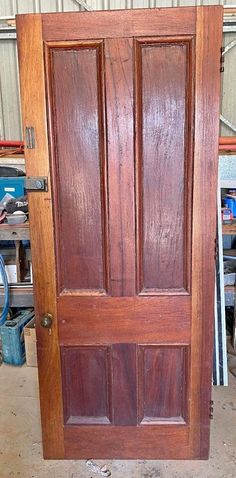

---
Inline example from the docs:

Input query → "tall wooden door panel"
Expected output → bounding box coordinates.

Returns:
[16,6,222,459]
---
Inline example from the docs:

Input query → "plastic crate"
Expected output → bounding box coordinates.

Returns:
[0,309,34,365]
[0,177,25,202]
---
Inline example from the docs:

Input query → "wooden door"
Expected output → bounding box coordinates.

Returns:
[16,6,222,460]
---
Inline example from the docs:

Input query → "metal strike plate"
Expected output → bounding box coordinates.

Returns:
[24,177,48,192]
[25,126,35,149]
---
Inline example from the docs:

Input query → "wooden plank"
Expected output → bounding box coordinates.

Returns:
[0,222,30,241]
[42,8,196,41]
[16,14,64,459]
[189,5,223,459]
[0,285,34,307]
[222,221,236,235]
[105,38,135,296]
[64,425,189,459]
[58,295,191,345]
[111,344,137,425]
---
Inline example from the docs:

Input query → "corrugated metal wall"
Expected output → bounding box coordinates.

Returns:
[0,0,235,139]
[1,0,235,14]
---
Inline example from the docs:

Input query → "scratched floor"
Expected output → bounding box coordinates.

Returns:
[0,364,235,478]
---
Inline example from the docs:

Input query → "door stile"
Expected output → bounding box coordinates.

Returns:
[16,14,64,459]
[189,5,223,459]
[104,37,136,297]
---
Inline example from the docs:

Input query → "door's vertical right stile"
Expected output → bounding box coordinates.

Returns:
[190,6,223,459]
[16,14,64,458]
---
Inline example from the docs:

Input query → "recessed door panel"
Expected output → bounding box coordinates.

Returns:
[138,345,188,424]
[61,346,111,425]
[135,39,193,294]
[46,43,108,294]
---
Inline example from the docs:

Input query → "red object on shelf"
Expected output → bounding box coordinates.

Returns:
[0,141,24,148]
[219,136,236,153]
[0,140,24,156]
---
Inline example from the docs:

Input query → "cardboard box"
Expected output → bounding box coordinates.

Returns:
[0,264,17,284]
[24,317,37,367]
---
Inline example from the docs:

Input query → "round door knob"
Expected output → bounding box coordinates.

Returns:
[40,313,53,328]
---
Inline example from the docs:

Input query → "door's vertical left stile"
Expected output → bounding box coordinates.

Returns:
[16,14,64,458]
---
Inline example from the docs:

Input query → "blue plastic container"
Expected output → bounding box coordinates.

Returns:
[0,309,34,365]
[224,198,236,218]
[0,177,25,202]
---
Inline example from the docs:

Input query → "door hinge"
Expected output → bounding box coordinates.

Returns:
[210,399,214,420]
[25,126,35,149]
[214,237,218,261]
[220,47,225,73]
[24,177,48,192]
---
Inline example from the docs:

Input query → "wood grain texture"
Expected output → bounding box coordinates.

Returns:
[64,425,189,459]
[105,38,135,296]
[42,8,196,41]
[58,295,191,345]
[135,38,193,293]
[189,5,223,459]
[45,42,108,294]
[138,346,188,424]
[111,344,137,425]
[61,346,111,425]
[17,6,223,460]
[16,14,64,458]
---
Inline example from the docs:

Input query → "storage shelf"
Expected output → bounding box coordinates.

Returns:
[0,222,32,307]
[0,221,30,241]
[0,284,34,307]
[222,221,236,235]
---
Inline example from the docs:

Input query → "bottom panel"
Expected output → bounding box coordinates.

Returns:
[61,346,111,425]
[61,344,189,427]
[138,345,188,424]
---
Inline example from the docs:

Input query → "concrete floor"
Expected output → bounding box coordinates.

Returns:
[0,364,235,478]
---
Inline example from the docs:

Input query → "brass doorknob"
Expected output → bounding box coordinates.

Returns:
[40,313,53,328]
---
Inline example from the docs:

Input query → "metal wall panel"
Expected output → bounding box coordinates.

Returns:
[0,0,235,139]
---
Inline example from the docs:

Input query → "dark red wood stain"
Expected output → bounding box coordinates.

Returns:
[61,346,111,425]
[111,344,137,425]
[49,44,107,293]
[105,38,136,297]
[138,346,188,424]
[136,40,191,293]
[17,6,223,459]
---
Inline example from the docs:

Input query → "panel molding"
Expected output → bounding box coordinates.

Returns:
[44,40,110,296]
[134,36,194,296]
[138,345,189,425]
[61,346,112,426]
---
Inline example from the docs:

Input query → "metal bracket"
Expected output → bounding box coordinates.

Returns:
[220,46,225,73]
[24,177,48,192]
[25,127,35,149]
[209,399,214,420]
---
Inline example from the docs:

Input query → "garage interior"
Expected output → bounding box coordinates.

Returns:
[0,1,236,477]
